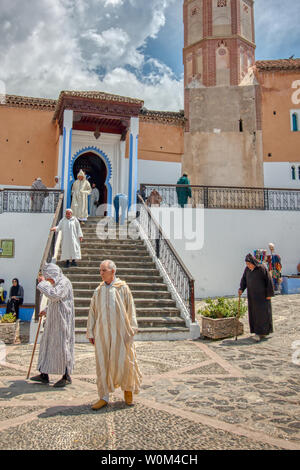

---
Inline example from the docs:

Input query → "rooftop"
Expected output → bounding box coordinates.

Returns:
[256,58,300,71]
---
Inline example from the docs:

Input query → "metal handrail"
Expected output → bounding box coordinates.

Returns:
[137,195,195,323]
[141,183,300,192]
[141,183,300,211]
[1,188,63,213]
[34,193,64,321]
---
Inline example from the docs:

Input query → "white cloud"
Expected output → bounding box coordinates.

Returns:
[0,0,182,110]
[104,0,124,6]
[255,0,300,59]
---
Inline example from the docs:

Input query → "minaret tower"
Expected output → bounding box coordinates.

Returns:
[182,0,263,187]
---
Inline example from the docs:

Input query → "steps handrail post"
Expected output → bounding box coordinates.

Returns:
[34,193,64,321]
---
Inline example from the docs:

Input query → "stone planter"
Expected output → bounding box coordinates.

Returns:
[201,315,243,340]
[0,320,20,344]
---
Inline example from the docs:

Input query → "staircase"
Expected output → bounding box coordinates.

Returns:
[58,217,190,341]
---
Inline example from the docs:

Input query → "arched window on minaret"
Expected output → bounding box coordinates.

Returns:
[292,113,298,132]
[214,0,231,36]
[291,166,296,180]
[298,166,300,180]
[216,43,230,86]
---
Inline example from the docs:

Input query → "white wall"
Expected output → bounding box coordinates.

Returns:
[0,213,53,303]
[264,162,300,189]
[138,160,182,186]
[150,207,300,299]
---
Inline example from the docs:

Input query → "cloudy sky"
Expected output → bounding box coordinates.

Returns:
[0,0,299,111]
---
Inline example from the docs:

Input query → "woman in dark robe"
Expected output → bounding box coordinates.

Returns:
[6,278,24,319]
[239,254,274,342]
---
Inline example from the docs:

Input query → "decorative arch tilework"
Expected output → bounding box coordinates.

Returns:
[67,146,113,214]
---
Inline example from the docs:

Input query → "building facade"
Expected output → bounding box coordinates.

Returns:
[0,0,300,199]
[0,93,184,213]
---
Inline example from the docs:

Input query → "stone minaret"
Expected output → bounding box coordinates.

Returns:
[182,0,263,187]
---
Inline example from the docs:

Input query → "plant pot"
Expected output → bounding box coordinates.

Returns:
[201,315,244,340]
[0,320,20,344]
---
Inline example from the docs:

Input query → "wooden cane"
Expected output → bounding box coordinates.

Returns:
[26,315,42,380]
[235,293,241,341]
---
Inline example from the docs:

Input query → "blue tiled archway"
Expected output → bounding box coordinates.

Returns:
[67,146,113,215]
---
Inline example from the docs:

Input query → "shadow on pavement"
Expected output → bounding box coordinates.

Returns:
[38,400,131,419]
[0,380,59,400]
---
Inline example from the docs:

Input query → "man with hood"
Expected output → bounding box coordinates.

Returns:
[86,260,142,410]
[176,173,192,208]
[50,208,83,267]
[30,263,75,387]
[71,170,92,224]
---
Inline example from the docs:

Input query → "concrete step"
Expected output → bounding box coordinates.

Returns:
[74,306,181,317]
[76,326,190,342]
[66,274,164,283]
[74,297,177,308]
[80,241,145,248]
[58,260,155,269]
[73,289,172,299]
[75,316,185,329]
[75,254,153,262]
[80,243,147,251]
[80,247,148,254]
[63,267,159,276]
[70,282,168,291]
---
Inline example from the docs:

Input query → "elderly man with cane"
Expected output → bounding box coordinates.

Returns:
[29,263,75,387]
[87,260,142,410]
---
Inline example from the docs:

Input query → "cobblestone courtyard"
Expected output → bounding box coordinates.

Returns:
[0,294,300,450]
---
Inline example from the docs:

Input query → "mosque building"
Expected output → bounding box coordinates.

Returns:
[1,0,300,209]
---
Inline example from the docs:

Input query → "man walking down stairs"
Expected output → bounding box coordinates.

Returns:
[58,217,190,341]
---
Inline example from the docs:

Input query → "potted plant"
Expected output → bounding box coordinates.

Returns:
[198,297,247,340]
[0,313,20,344]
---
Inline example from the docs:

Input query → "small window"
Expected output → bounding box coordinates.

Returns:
[239,119,243,132]
[292,166,296,180]
[292,113,298,132]
[298,166,300,180]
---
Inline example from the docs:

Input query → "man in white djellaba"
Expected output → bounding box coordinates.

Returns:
[87,260,142,410]
[30,263,75,387]
[50,209,83,267]
[71,169,92,224]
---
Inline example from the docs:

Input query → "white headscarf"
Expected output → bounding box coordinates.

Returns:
[77,170,85,179]
[42,263,63,285]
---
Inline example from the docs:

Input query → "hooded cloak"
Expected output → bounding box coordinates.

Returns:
[37,263,75,375]
[71,171,92,220]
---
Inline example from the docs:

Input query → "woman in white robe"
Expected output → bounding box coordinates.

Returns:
[71,170,92,222]
[30,263,75,387]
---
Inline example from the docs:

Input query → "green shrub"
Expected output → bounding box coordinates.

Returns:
[198,297,247,319]
[0,313,17,323]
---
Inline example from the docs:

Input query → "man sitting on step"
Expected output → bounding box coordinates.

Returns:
[50,208,83,268]
[87,259,142,409]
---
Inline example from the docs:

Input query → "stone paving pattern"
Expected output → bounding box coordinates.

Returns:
[0,294,299,450]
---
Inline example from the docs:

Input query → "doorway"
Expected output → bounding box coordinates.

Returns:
[73,152,108,206]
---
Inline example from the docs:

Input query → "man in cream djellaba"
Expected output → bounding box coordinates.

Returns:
[87,260,142,410]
